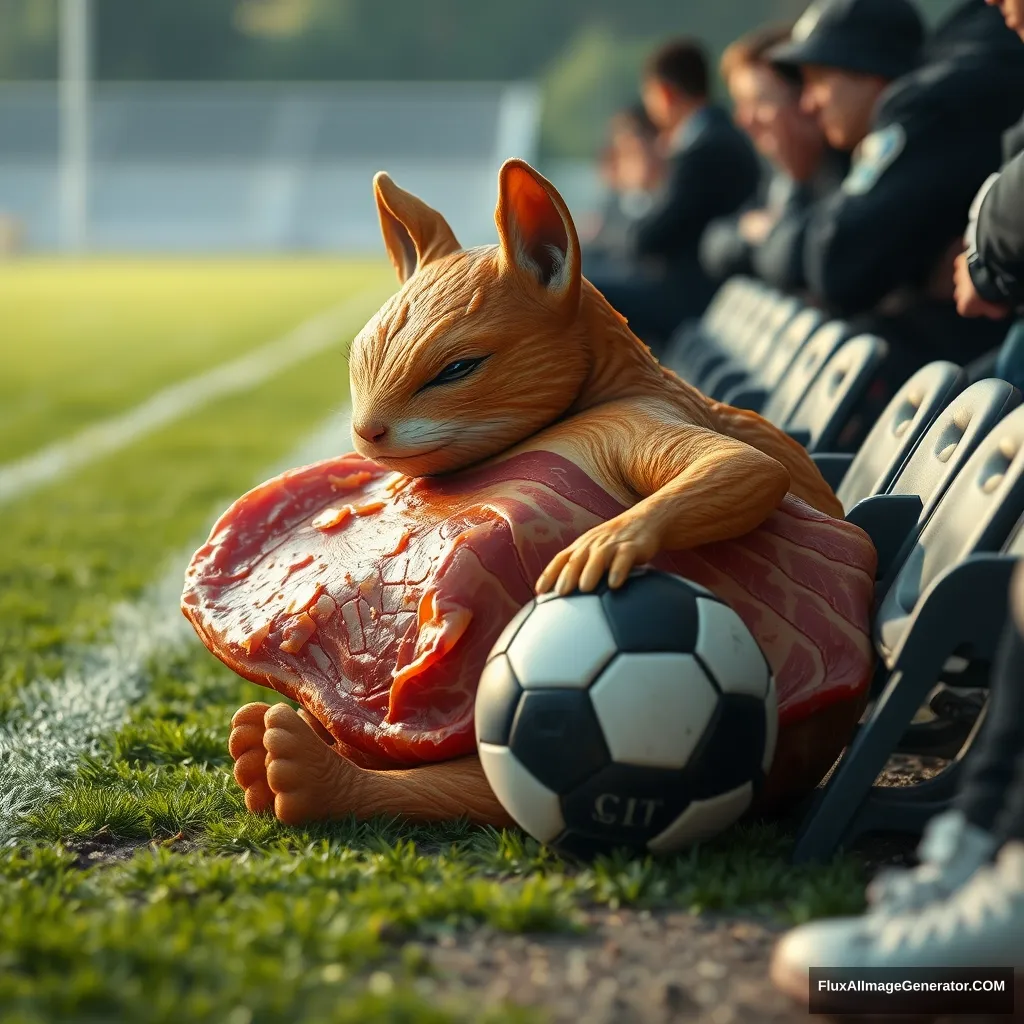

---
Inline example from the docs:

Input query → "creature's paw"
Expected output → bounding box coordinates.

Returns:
[262,703,360,826]
[536,514,661,596]
[229,702,275,813]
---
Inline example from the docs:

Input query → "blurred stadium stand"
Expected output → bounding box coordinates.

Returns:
[0,80,543,251]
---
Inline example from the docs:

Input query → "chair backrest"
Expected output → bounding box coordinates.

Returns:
[710,278,766,342]
[887,378,1021,524]
[836,361,964,512]
[760,319,850,428]
[877,402,1024,650]
[1005,513,1024,556]
[783,335,889,453]
[721,288,778,356]
[756,308,829,391]
[744,295,802,369]
[704,277,753,337]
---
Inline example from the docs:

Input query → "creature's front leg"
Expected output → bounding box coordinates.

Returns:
[229,702,514,827]
[537,426,791,596]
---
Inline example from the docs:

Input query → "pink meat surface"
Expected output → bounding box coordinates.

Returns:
[182,450,876,769]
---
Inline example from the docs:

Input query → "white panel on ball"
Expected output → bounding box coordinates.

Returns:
[477,742,566,843]
[646,782,753,853]
[694,598,769,699]
[589,652,719,769]
[506,595,617,689]
[762,677,779,774]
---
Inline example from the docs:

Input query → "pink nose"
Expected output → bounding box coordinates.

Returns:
[354,420,388,443]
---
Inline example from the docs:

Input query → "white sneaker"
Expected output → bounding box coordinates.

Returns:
[866,809,999,913]
[771,841,1024,1003]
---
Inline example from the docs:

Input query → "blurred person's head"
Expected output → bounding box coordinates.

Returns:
[641,39,709,133]
[721,22,826,181]
[606,103,661,192]
[987,0,1024,40]
[768,0,924,151]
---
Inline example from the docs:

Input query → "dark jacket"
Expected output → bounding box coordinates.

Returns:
[967,114,1024,312]
[698,167,779,282]
[628,104,760,272]
[751,148,850,291]
[699,149,848,286]
[802,0,1024,317]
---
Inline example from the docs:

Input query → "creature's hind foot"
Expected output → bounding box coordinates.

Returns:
[229,702,275,813]
[261,703,359,825]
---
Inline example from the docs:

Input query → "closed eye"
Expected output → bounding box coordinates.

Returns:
[419,356,489,391]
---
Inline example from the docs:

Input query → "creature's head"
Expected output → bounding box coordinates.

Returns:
[348,159,593,477]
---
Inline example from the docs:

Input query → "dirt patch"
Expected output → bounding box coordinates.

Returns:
[425,907,798,1023]
[67,830,195,869]
[423,905,1017,1024]
[418,754,984,1024]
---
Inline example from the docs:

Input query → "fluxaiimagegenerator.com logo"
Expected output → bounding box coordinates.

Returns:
[808,967,1016,1015]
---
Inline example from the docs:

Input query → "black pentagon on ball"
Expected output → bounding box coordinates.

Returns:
[508,689,610,794]
[487,600,536,660]
[560,762,691,851]
[596,567,706,654]
[475,653,523,746]
[684,693,766,801]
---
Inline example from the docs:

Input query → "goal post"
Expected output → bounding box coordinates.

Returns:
[59,0,90,252]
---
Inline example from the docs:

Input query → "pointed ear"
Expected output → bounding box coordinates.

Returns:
[495,159,582,318]
[373,172,461,284]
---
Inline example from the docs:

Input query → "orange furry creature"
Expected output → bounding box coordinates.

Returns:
[181,160,876,832]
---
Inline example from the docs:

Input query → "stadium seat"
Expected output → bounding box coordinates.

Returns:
[720,310,831,412]
[811,361,965,508]
[783,334,889,454]
[845,378,1021,588]
[758,320,851,428]
[664,277,763,371]
[703,276,757,339]
[666,281,779,384]
[700,295,802,400]
[791,403,1024,863]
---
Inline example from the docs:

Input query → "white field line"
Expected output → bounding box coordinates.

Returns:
[0,409,352,841]
[0,287,385,507]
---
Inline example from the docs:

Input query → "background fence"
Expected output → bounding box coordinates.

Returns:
[0,80,561,252]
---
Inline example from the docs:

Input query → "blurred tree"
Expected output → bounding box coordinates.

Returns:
[538,25,653,160]
[0,0,987,159]
[0,0,57,78]
[0,0,973,83]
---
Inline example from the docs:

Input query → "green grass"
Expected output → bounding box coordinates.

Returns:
[5,642,867,1021]
[0,257,387,462]
[0,844,545,1023]
[0,263,393,714]
[1,259,871,1023]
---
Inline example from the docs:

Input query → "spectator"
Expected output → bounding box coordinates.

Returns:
[581,103,661,272]
[770,561,1024,995]
[700,23,849,287]
[953,0,1024,389]
[588,38,761,353]
[770,0,1024,387]
[768,15,1024,986]
[954,138,1024,388]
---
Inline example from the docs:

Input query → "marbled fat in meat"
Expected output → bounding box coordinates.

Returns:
[182,450,876,769]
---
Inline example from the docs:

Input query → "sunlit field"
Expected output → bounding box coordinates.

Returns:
[0,259,867,1023]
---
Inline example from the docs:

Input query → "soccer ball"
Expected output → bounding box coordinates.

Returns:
[475,567,778,858]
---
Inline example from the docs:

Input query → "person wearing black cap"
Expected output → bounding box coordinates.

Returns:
[587,38,761,354]
[770,0,1024,387]
[698,23,849,287]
